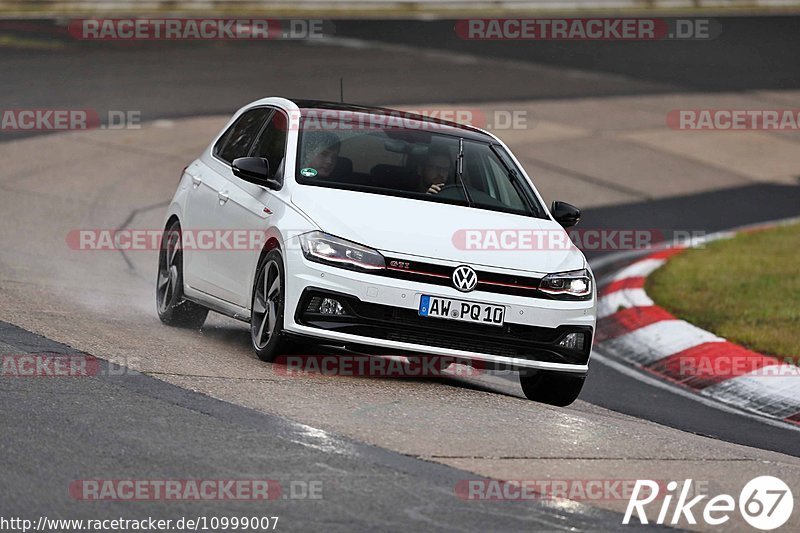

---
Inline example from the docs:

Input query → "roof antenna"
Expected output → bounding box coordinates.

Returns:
[339,77,344,104]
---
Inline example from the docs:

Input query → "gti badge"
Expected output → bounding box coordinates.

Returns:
[452,265,478,292]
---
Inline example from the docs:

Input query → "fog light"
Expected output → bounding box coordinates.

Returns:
[558,332,584,350]
[319,298,345,315]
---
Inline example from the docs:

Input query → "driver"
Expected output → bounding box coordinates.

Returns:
[418,147,452,195]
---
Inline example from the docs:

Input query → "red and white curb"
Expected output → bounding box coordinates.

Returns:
[593,226,800,427]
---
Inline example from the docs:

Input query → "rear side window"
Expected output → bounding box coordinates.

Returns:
[214,107,271,164]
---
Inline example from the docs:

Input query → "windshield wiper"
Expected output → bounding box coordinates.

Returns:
[454,137,473,206]
[489,144,537,217]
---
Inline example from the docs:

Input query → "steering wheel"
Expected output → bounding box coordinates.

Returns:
[431,184,464,199]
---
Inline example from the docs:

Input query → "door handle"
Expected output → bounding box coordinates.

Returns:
[189,173,202,187]
[217,190,230,204]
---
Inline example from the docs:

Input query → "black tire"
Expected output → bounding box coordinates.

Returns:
[250,249,287,362]
[156,221,208,329]
[519,370,586,406]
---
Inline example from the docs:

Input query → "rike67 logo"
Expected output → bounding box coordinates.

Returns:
[624,476,793,530]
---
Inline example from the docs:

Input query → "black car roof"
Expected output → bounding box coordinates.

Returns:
[288,99,495,142]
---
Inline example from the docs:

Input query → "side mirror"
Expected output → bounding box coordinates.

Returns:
[551,201,581,228]
[232,157,281,190]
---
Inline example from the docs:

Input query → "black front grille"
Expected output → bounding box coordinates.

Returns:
[373,257,545,298]
[296,288,592,365]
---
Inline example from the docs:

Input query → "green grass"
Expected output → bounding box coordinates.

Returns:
[646,222,800,363]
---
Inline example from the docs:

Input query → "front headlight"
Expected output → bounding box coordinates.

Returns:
[539,268,592,299]
[299,231,385,272]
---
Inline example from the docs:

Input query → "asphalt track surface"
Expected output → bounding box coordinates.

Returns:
[1,16,800,531]
[335,17,800,94]
[0,321,634,531]
[1,16,797,132]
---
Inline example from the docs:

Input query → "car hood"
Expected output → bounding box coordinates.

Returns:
[291,186,585,274]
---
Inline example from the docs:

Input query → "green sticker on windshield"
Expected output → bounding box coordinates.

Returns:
[300,167,318,177]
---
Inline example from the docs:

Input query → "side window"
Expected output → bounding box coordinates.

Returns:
[214,107,271,164]
[251,110,288,181]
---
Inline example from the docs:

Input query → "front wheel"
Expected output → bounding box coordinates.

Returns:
[156,221,208,329]
[519,370,585,406]
[250,250,287,362]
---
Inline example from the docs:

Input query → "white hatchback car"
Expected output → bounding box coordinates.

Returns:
[157,97,596,405]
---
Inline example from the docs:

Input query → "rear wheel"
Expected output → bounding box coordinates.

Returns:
[519,370,585,406]
[251,250,287,362]
[156,221,208,329]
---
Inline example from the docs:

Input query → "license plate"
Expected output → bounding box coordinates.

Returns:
[418,295,505,326]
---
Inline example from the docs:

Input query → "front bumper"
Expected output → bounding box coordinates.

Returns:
[283,251,597,373]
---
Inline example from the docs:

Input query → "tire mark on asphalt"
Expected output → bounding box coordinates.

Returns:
[115,199,170,276]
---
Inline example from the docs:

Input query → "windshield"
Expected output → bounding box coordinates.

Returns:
[295,115,546,218]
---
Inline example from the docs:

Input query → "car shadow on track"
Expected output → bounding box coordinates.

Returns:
[196,321,525,400]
